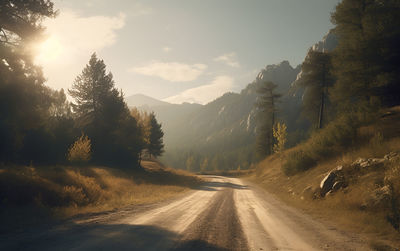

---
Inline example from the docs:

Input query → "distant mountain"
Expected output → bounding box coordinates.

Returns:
[125,94,170,108]
[136,33,332,171]
[135,61,303,171]
[292,30,338,88]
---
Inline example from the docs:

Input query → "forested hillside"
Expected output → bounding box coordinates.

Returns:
[131,60,303,171]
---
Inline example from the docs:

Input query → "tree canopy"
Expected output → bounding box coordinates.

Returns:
[69,53,144,167]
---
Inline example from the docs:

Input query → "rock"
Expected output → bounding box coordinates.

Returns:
[353,158,367,166]
[320,171,337,197]
[384,152,398,161]
[332,181,345,191]
[352,157,385,169]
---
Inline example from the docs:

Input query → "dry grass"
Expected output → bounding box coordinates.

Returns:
[247,108,400,249]
[0,161,202,232]
[247,150,400,248]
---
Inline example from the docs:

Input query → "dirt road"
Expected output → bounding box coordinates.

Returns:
[0,176,370,250]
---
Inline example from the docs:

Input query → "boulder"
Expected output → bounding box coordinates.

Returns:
[320,171,337,197]
[332,181,345,191]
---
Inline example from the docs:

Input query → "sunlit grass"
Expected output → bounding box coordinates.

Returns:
[247,109,400,247]
[0,161,202,231]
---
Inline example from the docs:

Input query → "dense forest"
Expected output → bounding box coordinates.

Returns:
[0,0,164,168]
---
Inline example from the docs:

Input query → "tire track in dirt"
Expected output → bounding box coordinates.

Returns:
[172,187,248,251]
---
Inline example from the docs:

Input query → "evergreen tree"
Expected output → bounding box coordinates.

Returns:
[69,53,117,127]
[256,81,281,157]
[0,0,58,163]
[147,113,164,159]
[69,53,143,166]
[331,0,400,109]
[299,50,334,128]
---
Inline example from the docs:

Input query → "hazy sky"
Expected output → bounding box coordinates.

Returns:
[35,0,340,104]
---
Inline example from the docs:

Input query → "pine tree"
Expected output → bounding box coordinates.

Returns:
[256,81,281,157]
[147,113,164,159]
[0,0,57,162]
[69,53,117,126]
[331,0,400,109]
[68,53,143,166]
[298,50,333,128]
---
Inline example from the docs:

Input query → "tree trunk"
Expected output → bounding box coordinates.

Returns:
[318,61,326,129]
[318,91,324,129]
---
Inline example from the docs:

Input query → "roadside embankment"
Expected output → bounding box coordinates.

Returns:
[0,160,202,233]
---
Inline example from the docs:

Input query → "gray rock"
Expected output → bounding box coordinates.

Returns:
[332,181,345,191]
[352,157,385,168]
[320,171,337,197]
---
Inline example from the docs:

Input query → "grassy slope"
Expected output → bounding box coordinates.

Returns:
[0,160,202,232]
[247,107,400,250]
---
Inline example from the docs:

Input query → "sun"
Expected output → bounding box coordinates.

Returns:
[34,35,64,65]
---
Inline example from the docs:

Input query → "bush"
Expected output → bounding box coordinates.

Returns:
[67,134,91,164]
[282,150,316,176]
[282,114,359,176]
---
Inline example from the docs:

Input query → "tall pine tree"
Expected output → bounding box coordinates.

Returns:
[256,81,281,157]
[147,113,164,159]
[298,50,334,129]
[69,53,143,166]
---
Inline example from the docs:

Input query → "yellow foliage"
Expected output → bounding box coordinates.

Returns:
[67,134,91,163]
[273,122,287,154]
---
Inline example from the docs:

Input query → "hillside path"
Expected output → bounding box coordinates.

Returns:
[0,176,370,250]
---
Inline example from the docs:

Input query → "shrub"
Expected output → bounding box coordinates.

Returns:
[282,114,359,176]
[273,122,287,154]
[67,134,91,164]
[282,150,316,176]
[62,185,88,206]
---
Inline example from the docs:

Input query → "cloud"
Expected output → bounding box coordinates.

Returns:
[164,75,234,104]
[130,3,153,17]
[130,61,207,82]
[162,46,172,53]
[43,11,125,55]
[34,10,126,90]
[214,52,240,68]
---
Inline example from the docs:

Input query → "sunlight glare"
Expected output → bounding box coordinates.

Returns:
[34,36,63,65]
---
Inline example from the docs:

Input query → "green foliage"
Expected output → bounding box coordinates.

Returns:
[68,54,144,167]
[0,0,77,165]
[273,122,287,154]
[331,0,400,109]
[67,134,92,164]
[298,51,334,128]
[283,114,360,175]
[147,113,164,158]
[281,0,400,175]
